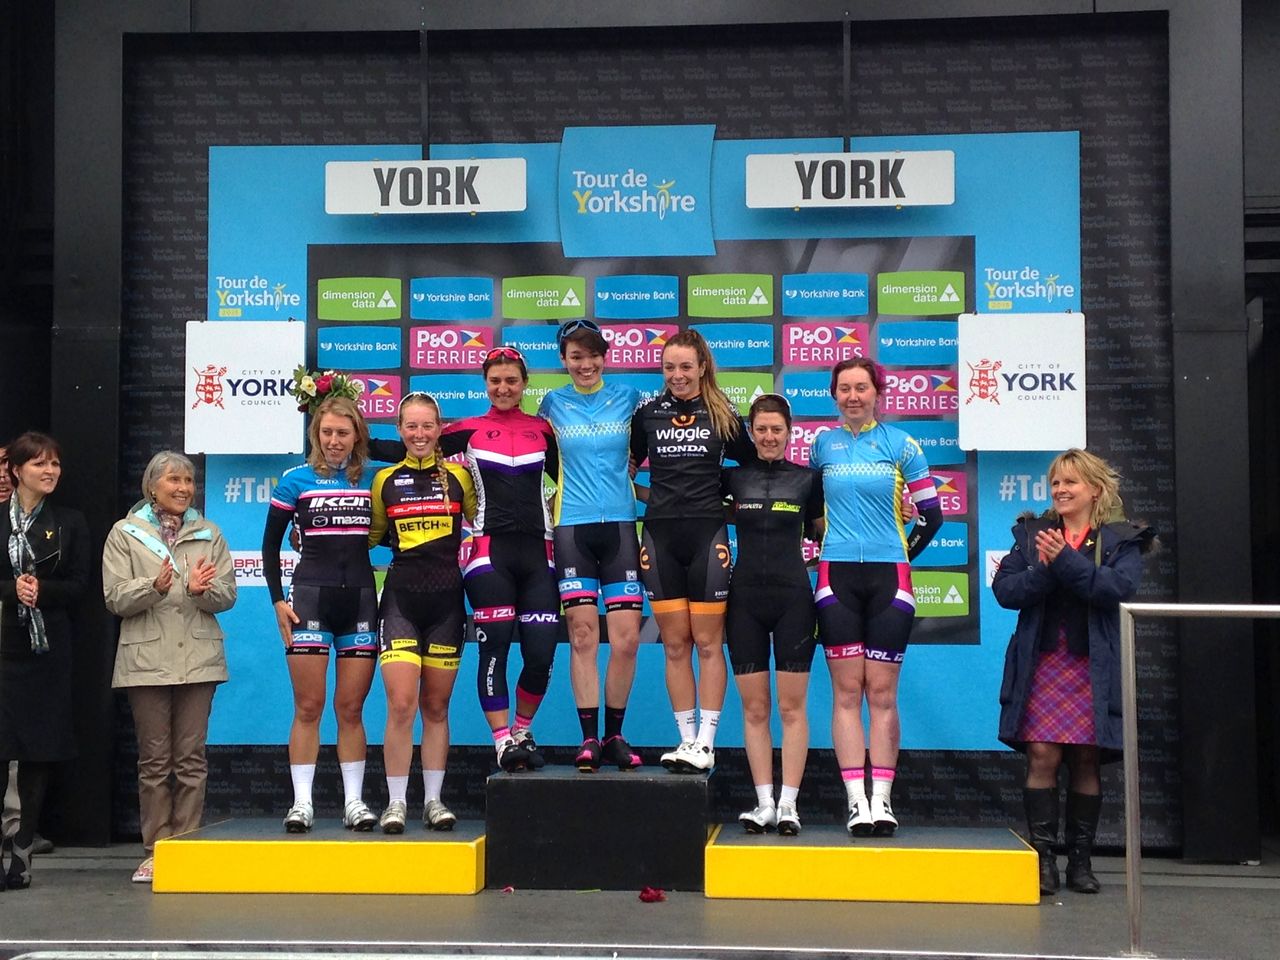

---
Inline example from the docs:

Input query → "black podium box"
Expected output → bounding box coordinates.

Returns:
[485,764,710,890]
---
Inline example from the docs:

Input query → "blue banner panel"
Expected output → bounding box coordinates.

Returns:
[316,325,402,369]
[593,275,680,319]
[559,125,716,258]
[781,272,871,317]
[409,277,496,321]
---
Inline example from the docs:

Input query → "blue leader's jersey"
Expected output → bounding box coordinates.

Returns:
[538,379,641,527]
[809,420,935,564]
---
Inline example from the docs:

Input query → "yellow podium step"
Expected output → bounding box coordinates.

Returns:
[705,824,1039,905]
[153,818,485,894]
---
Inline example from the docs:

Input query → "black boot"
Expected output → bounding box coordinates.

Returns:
[4,839,31,890]
[1065,791,1102,894]
[1023,787,1060,895]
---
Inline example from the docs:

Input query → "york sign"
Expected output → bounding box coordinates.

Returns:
[325,159,527,214]
[745,151,954,208]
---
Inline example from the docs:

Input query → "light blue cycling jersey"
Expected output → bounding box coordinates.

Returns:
[809,420,933,563]
[538,379,641,526]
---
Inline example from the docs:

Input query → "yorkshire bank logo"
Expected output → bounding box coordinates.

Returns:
[213,275,302,318]
[559,125,715,258]
[782,322,869,366]
[409,325,494,369]
[351,374,402,420]
[602,323,678,369]
[881,369,961,415]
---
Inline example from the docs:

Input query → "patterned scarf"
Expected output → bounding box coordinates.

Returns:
[7,495,49,654]
[155,508,182,549]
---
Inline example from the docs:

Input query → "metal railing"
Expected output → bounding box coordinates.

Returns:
[1119,602,1280,957]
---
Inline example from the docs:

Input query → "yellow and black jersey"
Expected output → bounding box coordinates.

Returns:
[369,455,477,593]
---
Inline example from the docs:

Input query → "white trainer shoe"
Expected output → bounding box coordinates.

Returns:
[379,799,407,834]
[776,801,801,836]
[660,740,696,771]
[423,798,457,831]
[283,800,314,833]
[847,797,874,837]
[343,798,377,831]
[871,794,898,836]
[738,803,777,834]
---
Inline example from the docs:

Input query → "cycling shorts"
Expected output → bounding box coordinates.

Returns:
[554,521,644,613]
[377,585,465,671]
[286,584,378,659]
[639,518,731,616]
[815,561,915,664]
[727,582,817,675]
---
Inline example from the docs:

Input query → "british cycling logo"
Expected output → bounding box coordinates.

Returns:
[192,364,227,409]
[965,359,1003,405]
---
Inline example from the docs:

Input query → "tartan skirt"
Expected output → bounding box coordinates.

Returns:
[1016,628,1096,745]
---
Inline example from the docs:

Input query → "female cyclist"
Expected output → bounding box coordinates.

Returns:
[440,347,560,771]
[723,394,823,834]
[262,395,379,832]
[368,392,476,831]
[538,320,644,772]
[630,329,755,773]
[809,358,942,836]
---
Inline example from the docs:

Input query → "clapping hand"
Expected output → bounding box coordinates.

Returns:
[187,556,218,596]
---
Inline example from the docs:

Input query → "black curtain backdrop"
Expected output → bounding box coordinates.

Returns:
[118,16,1177,847]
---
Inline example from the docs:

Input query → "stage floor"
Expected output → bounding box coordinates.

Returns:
[4,838,1280,960]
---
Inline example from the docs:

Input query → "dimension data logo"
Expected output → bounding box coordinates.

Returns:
[213,275,302,318]
[317,277,402,322]
[688,274,773,319]
[877,272,965,317]
[558,125,715,258]
[502,276,586,321]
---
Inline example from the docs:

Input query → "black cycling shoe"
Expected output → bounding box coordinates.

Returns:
[575,737,602,772]
[514,730,546,769]
[497,736,530,772]
[601,734,642,770]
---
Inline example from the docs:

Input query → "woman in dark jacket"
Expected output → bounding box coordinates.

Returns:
[992,448,1154,898]
[0,432,89,890]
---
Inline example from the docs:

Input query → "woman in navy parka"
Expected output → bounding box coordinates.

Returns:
[992,448,1155,898]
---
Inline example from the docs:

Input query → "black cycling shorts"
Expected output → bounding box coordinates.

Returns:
[554,521,643,613]
[814,560,915,665]
[726,581,816,675]
[377,584,465,671]
[639,517,731,615]
[286,584,378,659]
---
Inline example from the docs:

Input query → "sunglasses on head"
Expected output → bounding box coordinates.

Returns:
[398,390,440,408]
[556,318,602,344]
[484,346,526,364]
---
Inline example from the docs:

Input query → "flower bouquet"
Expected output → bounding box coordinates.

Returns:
[289,365,365,413]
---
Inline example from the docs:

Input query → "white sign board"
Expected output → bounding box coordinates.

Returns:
[745,150,954,208]
[325,158,527,214]
[957,312,1086,451]
[185,321,305,454]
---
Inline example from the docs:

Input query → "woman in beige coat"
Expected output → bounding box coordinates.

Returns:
[102,451,236,884]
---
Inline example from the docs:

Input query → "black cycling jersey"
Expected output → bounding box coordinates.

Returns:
[723,457,824,588]
[629,390,755,521]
